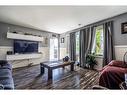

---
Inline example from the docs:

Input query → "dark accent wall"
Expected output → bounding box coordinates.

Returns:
[113,13,127,45]
[64,12,127,46]
[0,22,59,47]
[0,22,13,46]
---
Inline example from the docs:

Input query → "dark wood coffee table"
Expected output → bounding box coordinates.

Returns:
[40,61,75,80]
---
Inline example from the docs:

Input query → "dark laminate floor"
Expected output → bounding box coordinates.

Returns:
[12,65,99,89]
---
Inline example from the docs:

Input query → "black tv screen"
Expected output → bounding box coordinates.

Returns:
[14,40,38,54]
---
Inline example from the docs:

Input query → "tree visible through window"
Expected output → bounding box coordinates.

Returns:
[94,25,103,55]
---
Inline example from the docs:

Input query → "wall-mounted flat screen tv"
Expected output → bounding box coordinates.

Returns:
[14,40,38,54]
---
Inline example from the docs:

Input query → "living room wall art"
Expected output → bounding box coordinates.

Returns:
[61,38,64,43]
[121,22,127,34]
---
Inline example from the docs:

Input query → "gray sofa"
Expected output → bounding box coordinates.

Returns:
[0,60,14,89]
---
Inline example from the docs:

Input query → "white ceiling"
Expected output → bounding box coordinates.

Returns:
[0,6,127,34]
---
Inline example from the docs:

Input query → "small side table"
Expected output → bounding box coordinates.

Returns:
[119,82,127,89]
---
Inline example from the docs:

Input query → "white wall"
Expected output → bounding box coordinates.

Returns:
[0,46,49,68]
[60,48,67,59]
[0,46,13,60]
[94,45,127,70]
[115,45,127,61]
[60,33,69,59]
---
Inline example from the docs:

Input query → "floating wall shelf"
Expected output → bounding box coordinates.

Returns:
[7,32,44,42]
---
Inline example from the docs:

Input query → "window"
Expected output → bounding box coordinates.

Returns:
[94,25,104,55]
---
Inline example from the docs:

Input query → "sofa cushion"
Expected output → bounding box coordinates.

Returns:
[0,60,8,64]
[0,61,14,89]
[0,62,12,70]
[0,84,4,89]
[0,77,14,89]
[0,69,12,76]
[108,60,127,68]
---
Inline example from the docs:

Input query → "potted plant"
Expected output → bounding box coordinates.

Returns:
[86,53,97,69]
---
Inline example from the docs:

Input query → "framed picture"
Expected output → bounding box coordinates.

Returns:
[61,38,64,43]
[121,22,127,34]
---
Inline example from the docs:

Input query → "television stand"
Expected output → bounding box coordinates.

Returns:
[6,53,42,61]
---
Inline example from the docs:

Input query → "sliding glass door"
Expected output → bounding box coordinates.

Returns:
[50,38,58,61]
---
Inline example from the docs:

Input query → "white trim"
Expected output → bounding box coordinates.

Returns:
[0,46,12,49]
[95,55,103,59]
[6,53,42,61]
[115,45,127,48]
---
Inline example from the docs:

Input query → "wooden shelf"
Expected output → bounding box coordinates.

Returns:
[6,53,42,61]
[7,32,44,42]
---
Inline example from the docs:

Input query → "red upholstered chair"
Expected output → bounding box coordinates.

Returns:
[92,52,127,89]
[92,60,127,89]
[97,60,127,89]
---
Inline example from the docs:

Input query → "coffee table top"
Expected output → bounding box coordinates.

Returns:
[40,60,74,68]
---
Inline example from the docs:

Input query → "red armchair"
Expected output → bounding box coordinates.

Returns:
[98,60,127,89]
